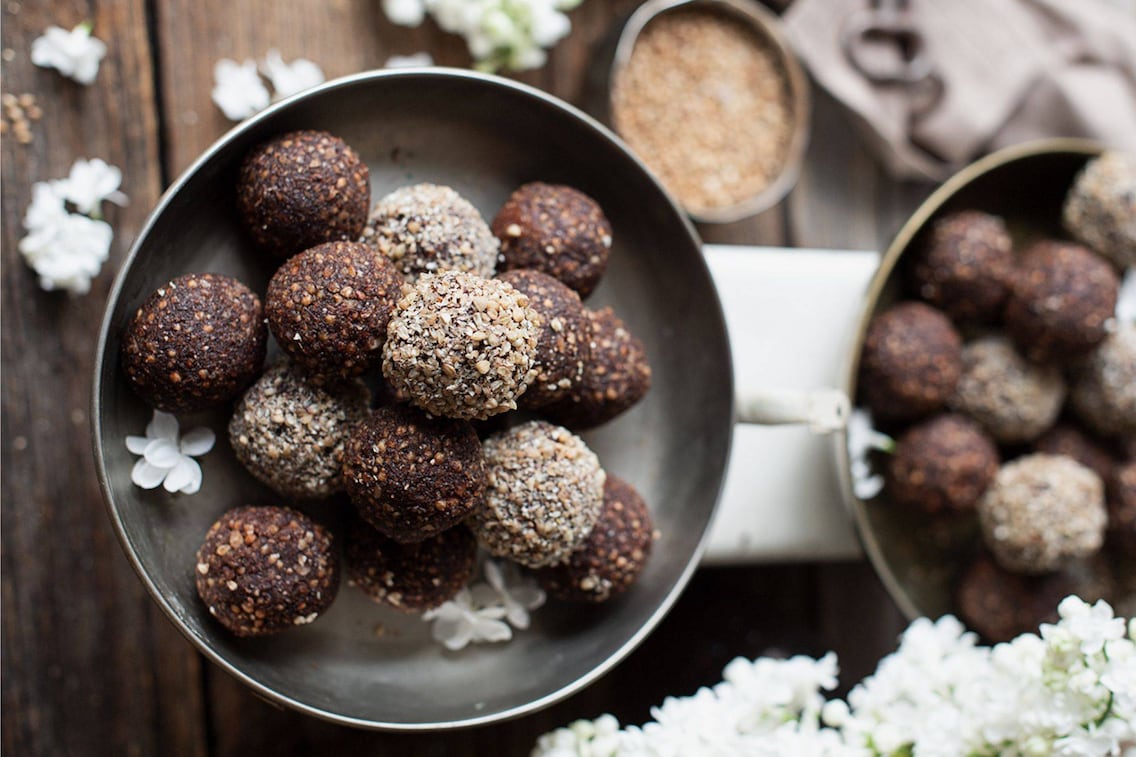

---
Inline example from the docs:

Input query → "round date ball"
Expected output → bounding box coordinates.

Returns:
[911,210,1014,323]
[858,301,962,424]
[195,505,339,637]
[382,271,540,420]
[1070,323,1136,439]
[1004,241,1119,363]
[345,516,477,612]
[469,420,605,568]
[266,241,403,384]
[493,182,613,298]
[342,403,486,543]
[363,183,499,283]
[228,361,370,501]
[1034,423,1117,483]
[121,273,267,413]
[496,269,591,408]
[237,130,369,258]
[977,453,1107,574]
[955,552,1080,643]
[885,414,999,514]
[535,475,655,602]
[950,336,1066,444]
[1063,151,1136,269]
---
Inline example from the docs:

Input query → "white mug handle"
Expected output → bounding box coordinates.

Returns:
[736,387,851,433]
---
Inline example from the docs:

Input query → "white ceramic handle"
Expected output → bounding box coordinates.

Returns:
[736,387,851,433]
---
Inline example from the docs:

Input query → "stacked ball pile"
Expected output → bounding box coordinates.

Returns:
[857,151,1136,642]
[119,130,657,638]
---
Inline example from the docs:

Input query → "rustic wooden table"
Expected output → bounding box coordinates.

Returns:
[1,1,933,754]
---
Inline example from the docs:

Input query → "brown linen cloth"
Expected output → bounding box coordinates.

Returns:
[785,0,1136,179]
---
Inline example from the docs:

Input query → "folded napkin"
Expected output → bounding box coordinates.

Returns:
[785,0,1136,179]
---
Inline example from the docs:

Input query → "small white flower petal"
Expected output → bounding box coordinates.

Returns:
[143,438,181,468]
[179,427,216,457]
[30,24,107,85]
[471,617,513,644]
[146,410,179,442]
[125,435,150,454]
[63,158,124,215]
[260,49,324,100]
[211,58,271,121]
[163,457,200,494]
[469,582,501,609]
[382,0,427,26]
[131,459,169,489]
[432,615,475,651]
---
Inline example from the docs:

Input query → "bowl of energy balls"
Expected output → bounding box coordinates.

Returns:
[844,139,1135,642]
[92,69,732,729]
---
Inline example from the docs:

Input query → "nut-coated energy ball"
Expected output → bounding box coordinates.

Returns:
[885,414,999,514]
[910,210,1014,323]
[1070,323,1136,439]
[1063,151,1136,269]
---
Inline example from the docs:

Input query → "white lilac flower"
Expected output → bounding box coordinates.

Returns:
[211,58,271,121]
[383,0,427,26]
[384,52,435,68]
[61,158,128,216]
[422,588,512,651]
[260,49,324,100]
[30,22,107,85]
[19,207,112,294]
[23,180,69,231]
[480,559,545,629]
[846,408,894,500]
[1117,267,1135,323]
[126,410,215,495]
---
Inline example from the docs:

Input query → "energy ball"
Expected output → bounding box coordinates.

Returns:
[121,273,266,414]
[535,475,655,603]
[363,183,499,282]
[237,130,370,258]
[977,453,1107,574]
[493,182,613,298]
[195,505,339,638]
[228,361,370,500]
[1109,460,1136,554]
[382,271,541,420]
[1070,323,1136,439]
[1063,151,1136,269]
[345,516,477,612]
[542,307,652,430]
[1034,423,1117,482]
[1004,241,1119,363]
[858,301,962,424]
[469,421,605,568]
[950,336,1066,444]
[496,269,591,408]
[885,414,999,514]
[955,552,1080,643]
[342,403,486,543]
[910,210,1014,323]
[266,241,403,384]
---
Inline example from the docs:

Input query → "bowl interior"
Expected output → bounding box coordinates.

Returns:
[94,70,732,729]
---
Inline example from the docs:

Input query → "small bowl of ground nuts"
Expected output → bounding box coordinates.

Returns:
[606,0,810,223]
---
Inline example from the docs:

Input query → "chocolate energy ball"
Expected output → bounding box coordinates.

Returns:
[1034,423,1117,482]
[265,241,403,384]
[493,182,613,298]
[977,453,1107,574]
[1004,241,1119,363]
[1108,460,1136,554]
[885,414,999,514]
[382,271,541,420]
[342,403,486,543]
[469,421,605,568]
[858,301,963,424]
[1063,151,1136,269]
[496,269,591,408]
[195,505,339,638]
[955,552,1080,643]
[535,475,655,602]
[228,361,370,501]
[910,210,1014,323]
[362,183,499,283]
[950,336,1066,444]
[237,130,370,258]
[1071,323,1136,439]
[541,307,652,430]
[345,516,477,612]
[121,273,267,414]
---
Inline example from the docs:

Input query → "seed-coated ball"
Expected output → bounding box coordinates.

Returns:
[885,414,999,514]
[228,361,371,500]
[493,182,613,298]
[1063,151,1136,269]
[345,516,477,612]
[955,552,1080,643]
[266,241,403,384]
[1034,423,1118,483]
[237,130,370,258]
[342,403,486,543]
[469,420,605,568]
[1070,323,1136,439]
[195,505,339,638]
[121,273,267,413]
[910,210,1014,323]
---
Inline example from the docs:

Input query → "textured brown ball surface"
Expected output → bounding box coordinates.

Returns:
[266,241,403,384]
[858,302,962,424]
[237,130,370,258]
[195,505,339,638]
[1071,323,1136,439]
[955,553,1078,643]
[911,210,1014,323]
[345,516,477,612]
[535,476,655,602]
[1004,241,1119,363]
[542,307,652,430]
[342,403,486,543]
[1063,151,1136,269]
[496,269,591,408]
[493,182,613,298]
[885,414,999,514]
[1034,423,1117,483]
[121,273,267,413]
[1109,460,1136,554]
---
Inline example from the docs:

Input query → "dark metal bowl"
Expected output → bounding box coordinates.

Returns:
[92,69,732,730]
